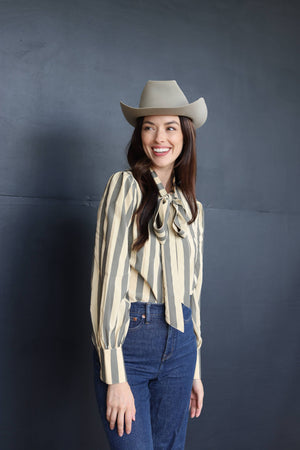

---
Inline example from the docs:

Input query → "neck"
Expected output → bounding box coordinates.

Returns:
[154,167,174,193]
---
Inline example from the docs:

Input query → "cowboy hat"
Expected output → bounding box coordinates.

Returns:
[120,80,207,129]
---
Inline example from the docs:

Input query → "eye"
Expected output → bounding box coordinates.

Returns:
[143,126,154,131]
[167,126,176,131]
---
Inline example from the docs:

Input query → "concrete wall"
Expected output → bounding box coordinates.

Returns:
[1,1,299,448]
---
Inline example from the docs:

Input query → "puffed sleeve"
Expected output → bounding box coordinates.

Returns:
[90,171,137,384]
[190,201,205,380]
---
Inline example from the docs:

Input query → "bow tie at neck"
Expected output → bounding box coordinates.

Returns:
[150,169,190,332]
[150,169,189,243]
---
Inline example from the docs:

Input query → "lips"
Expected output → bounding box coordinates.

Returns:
[152,147,171,156]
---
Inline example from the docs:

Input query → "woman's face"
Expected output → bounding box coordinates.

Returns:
[141,115,183,174]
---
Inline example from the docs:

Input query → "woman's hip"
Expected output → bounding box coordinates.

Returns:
[122,301,197,380]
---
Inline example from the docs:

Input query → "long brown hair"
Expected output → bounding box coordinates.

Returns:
[127,116,198,251]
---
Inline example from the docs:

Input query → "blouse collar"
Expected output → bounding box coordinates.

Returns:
[150,168,176,198]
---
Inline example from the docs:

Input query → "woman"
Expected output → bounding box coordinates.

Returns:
[90,80,207,449]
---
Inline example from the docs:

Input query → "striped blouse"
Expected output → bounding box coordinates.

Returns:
[90,169,204,384]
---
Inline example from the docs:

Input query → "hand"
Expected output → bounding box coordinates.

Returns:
[189,379,204,418]
[106,382,136,437]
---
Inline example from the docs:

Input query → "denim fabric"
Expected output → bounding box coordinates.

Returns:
[93,302,197,450]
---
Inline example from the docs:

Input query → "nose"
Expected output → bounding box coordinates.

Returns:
[154,127,167,143]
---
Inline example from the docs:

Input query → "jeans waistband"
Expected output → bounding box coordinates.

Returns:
[130,301,165,323]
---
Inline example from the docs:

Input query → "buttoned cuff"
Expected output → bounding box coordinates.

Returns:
[98,346,127,384]
[193,348,201,380]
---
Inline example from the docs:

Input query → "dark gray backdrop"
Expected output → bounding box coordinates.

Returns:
[1,0,299,449]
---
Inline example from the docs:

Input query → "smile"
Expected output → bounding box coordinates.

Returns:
[152,147,171,155]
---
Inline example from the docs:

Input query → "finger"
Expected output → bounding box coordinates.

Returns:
[195,398,203,417]
[125,410,133,435]
[106,406,112,422]
[109,409,117,431]
[190,400,196,418]
[195,407,202,417]
[117,408,125,437]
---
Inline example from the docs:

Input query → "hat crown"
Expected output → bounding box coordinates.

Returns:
[139,80,189,109]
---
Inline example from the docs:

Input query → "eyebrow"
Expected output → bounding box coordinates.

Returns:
[143,120,180,126]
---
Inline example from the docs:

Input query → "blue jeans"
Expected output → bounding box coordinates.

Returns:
[93,302,197,450]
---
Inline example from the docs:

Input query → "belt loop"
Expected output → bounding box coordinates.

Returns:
[145,303,151,324]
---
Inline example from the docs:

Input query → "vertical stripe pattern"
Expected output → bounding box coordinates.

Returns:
[90,169,204,384]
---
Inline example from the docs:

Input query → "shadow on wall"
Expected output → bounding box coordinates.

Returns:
[4,127,109,449]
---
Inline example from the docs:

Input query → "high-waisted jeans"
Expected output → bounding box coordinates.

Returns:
[93,301,197,450]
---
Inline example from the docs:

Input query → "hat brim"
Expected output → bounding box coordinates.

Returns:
[120,97,208,129]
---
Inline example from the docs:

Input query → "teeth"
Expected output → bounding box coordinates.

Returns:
[153,148,170,153]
